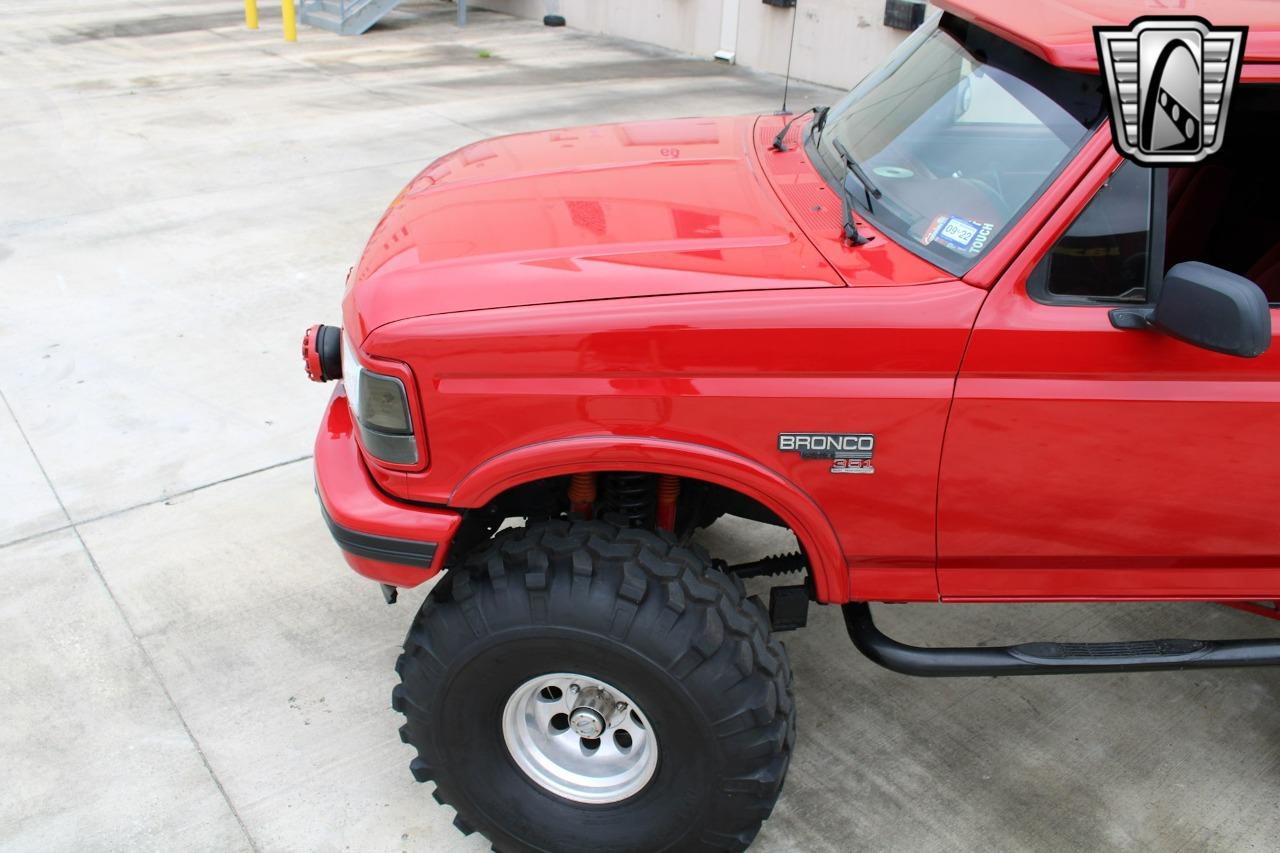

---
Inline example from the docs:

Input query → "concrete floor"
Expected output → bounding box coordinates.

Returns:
[2,2,1278,851]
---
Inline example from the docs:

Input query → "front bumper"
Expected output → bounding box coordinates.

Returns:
[314,387,461,587]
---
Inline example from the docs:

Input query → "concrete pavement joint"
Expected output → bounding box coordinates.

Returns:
[0,453,314,551]
[0,388,262,853]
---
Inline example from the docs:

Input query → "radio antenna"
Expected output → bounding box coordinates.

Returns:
[779,2,799,114]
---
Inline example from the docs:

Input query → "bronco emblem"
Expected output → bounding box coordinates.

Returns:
[778,433,876,475]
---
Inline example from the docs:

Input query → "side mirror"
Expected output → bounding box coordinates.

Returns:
[1110,261,1271,358]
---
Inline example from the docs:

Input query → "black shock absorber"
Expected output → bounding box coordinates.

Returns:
[601,473,657,528]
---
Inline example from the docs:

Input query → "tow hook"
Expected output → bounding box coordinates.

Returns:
[380,583,398,605]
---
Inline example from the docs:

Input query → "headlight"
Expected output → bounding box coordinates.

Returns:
[342,334,419,465]
[359,373,413,434]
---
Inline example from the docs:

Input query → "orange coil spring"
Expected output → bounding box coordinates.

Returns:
[656,474,680,531]
[568,472,596,517]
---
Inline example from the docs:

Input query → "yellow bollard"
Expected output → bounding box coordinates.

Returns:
[282,0,297,41]
[244,0,259,29]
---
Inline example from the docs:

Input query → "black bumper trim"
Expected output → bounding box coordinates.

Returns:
[319,502,438,569]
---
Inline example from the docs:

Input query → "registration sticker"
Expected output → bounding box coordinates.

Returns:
[922,215,993,255]
[919,214,948,246]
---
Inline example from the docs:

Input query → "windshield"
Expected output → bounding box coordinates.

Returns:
[810,13,1105,274]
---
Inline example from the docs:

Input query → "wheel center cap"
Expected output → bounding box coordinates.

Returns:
[569,707,606,738]
[503,673,657,804]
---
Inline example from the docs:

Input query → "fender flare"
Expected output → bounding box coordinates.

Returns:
[449,435,847,603]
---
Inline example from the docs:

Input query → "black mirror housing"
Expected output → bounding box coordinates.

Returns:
[1110,261,1271,358]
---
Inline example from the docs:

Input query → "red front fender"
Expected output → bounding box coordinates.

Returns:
[448,435,848,603]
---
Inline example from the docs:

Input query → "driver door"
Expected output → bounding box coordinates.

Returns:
[937,152,1280,600]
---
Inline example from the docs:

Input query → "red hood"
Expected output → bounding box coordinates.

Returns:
[344,116,842,342]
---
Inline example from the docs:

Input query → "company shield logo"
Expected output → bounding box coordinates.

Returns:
[1094,17,1247,164]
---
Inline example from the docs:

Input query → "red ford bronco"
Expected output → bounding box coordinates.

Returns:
[303,1,1280,849]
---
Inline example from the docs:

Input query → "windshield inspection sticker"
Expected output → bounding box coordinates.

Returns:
[921,215,993,255]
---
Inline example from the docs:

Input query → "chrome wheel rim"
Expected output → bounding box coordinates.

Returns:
[501,672,658,804]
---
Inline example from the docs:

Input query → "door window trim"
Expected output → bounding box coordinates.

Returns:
[1026,162,1168,308]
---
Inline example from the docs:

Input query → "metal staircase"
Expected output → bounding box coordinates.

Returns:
[298,0,402,35]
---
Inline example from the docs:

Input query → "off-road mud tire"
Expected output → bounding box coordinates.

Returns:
[393,520,796,852]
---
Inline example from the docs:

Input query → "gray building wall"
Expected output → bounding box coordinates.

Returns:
[472,0,919,91]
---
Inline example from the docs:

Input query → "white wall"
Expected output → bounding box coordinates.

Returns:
[735,0,911,90]
[470,0,918,91]
[473,1,726,59]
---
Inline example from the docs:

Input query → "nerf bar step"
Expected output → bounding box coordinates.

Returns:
[843,603,1280,677]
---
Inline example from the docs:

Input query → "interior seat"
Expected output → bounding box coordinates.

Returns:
[1246,242,1280,304]
[1164,165,1230,270]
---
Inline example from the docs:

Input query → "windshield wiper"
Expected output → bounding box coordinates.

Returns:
[832,139,883,215]
[772,107,867,246]
[836,171,872,247]
[770,106,828,152]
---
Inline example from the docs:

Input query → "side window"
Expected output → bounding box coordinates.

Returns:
[1029,161,1153,304]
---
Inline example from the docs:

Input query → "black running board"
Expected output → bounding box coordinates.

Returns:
[842,603,1280,677]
